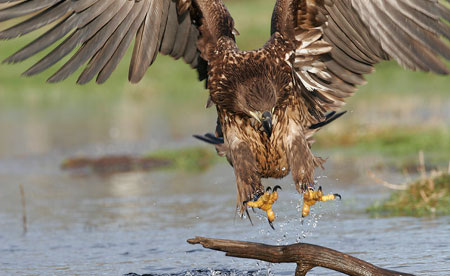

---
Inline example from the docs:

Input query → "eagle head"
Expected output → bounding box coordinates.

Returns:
[210,50,292,139]
[211,69,292,139]
[236,78,280,138]
[248,110,274,138]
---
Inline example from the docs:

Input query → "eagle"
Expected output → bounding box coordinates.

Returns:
[1,0,449,227]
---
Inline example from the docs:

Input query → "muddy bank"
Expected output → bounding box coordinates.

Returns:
[61,147,220,175]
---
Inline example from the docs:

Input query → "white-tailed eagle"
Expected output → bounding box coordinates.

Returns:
[1,0,449,227]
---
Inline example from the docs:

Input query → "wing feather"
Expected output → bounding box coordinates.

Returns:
[0,0,59,22]
[324,59,366,86]
[97,4,149,84]
[0,0,235,84]
[3,0,111,65]
[386,0,450,59]
[48,1,133,83]
[271,0,450,114]
[183,25,200,65]
[170,10,192,59]
[159,0,179,55]
[129,0,165,83]
[23,0,117,77]
[0,1,72,39]
[325,3,378,64]
[154,0,171,60]
[77,3,145,84]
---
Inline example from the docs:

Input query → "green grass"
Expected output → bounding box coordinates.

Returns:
[226,0,274,50]
[314,127,450,162]
[147,146,221,172]
[60,146,221,173]
[367,173,450,217]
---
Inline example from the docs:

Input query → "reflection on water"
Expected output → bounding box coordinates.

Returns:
[0,90,449,275]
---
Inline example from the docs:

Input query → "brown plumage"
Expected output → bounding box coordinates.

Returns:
[1,0,449,214]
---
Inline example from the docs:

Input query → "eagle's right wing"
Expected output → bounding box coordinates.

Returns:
[0,0,235,84]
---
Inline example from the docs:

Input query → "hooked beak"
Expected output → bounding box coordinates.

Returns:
[261,111,272,138]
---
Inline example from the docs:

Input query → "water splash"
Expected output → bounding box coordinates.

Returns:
[255,261,274,276]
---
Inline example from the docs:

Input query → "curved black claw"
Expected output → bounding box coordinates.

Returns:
[268,220,275,230]
[334,193,342,200]
[318,186,323,192]
[266,186,272,192]
[273,185,282,192]
[246,209,253,226]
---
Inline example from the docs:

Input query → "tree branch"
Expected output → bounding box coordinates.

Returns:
[187,236,414,276]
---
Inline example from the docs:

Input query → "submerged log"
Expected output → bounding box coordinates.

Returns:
[187,236,414,276]
[61,155,172,175]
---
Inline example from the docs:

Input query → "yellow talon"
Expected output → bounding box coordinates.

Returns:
[320,194,338,201]
[245,186,281,228]
[302,186,341,217]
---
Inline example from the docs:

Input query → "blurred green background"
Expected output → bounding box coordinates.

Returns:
[0,0,449,166]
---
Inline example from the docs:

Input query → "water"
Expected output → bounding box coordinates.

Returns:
[0,91,449,275]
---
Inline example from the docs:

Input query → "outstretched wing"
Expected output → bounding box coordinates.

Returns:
[271,0,450,113]
[0,0,235,84]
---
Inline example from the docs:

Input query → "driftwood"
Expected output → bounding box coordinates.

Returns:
[188,237,414,276]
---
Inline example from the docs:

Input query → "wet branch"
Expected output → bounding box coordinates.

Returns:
[187,236,414,276]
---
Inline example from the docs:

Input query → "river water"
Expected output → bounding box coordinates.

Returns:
[0,90,449,276]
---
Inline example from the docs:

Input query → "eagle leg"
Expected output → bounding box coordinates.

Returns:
[244,186,281,229]
[286,129,338,217]
[301,186,341,217]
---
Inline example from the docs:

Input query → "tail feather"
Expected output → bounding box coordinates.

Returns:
[193,133,224,145]
[309,111,346,130]
[306,111,346,148]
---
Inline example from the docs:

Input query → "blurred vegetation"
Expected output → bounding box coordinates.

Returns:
[60,146,220,174]
[0,0,449,163]
[146,146,220,172]
[367,172,450,217]
[315,127,450,163]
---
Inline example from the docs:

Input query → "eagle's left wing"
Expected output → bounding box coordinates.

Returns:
[271,0,450,115]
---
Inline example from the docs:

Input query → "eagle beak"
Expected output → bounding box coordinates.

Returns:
[261,111,272,138]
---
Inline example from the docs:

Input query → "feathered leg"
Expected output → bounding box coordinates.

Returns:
[229,138,281,228]
[287,130,321,192]
[230,139,264,214]
[287,127,340,217]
